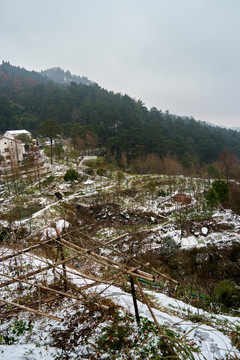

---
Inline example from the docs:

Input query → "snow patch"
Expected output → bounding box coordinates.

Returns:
[41,219,70,238]
[202,227,208,235]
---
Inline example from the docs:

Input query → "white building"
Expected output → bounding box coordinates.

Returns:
[0,135,26,166]
[3,130,37,147]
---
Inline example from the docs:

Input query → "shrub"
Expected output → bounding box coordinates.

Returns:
[159,236,180,259]
[212,179,229,203]
[84,167,95,176]
[64,169,78,182]
[158,190,167,197]
[116,170,125,186]
[96,157,105,166]
[207,164,220,179]
[205,187,218,208]
[83,157,105,168]
[214,280,239,308]
[0,227,10,242]
[83,158,97,167]
[206,179,229,207]
[97,168,106,176]
[42,175,55,187]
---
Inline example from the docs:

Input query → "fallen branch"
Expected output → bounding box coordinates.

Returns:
[0,298,63,322]
[1,273,81,301]
[77,230,178,284]
[0,239,53,262]
[0,255,76,289]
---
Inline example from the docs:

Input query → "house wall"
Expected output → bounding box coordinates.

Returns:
[0,137,26,165]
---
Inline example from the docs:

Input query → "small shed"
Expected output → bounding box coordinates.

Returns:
[83,179,95,193]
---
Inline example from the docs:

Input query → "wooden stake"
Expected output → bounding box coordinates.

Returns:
[130,276,140,324]
[57,233,68,291]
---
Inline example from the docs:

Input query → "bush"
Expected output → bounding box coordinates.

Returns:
[207,164,220,179]
[214,280,239,308]
[83,157,105,168]
[159,236,180,259]
[84,167,95,176]
[96,157,105,166]
[83,158,97,167]
[212,179,229,203]
[205,187,218,207]
[206,179,229,207]
[0,227,10,242]
[158,190,167,197]
[64,169,78,182]
[97,168,106,176]
[42,175,55,187]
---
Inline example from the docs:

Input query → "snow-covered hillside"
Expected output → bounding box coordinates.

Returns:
[0,159,240,359]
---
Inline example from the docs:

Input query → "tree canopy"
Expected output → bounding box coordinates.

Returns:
[1,62,240,167]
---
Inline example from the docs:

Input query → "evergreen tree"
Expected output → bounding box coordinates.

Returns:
[41,119,61,164]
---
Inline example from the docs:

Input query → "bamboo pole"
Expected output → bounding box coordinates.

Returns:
[127,271,153,282]
[135,278,163,334]
[0,239,53,262]
[89,232,129,252]
[54,237,128,270]
[1,273,81,301]
[0,295,60,317]
[77,230,178,284]
[0,256,76,289]
[28,251,114,286]
[59,235,129,270]
[57,236,68,291]
[54,237,155,283]
[0,298,62,322]
[137,269,154,278]
[53,238,123,280]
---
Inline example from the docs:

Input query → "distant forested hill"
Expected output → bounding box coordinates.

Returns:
[40,67,93,86]
[0,61,240,165]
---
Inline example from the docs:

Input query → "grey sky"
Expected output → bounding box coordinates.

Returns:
[1,0,240,127]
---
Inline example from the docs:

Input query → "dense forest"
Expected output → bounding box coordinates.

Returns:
[1,61,240,167]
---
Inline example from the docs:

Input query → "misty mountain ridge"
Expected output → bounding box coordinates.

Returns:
[0,61,93,86]
[199,119,240,133]
[1,61,238,132]
[1,61,240,165]
[40,67,93,86]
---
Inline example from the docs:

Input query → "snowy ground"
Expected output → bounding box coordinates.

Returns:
[0,248,239,360]
[0,169,240,358]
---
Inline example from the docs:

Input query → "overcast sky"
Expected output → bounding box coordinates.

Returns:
[1,0,240,127]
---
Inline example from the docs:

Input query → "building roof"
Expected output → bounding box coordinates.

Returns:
[83,179,95,185]
[4,130,31,137]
